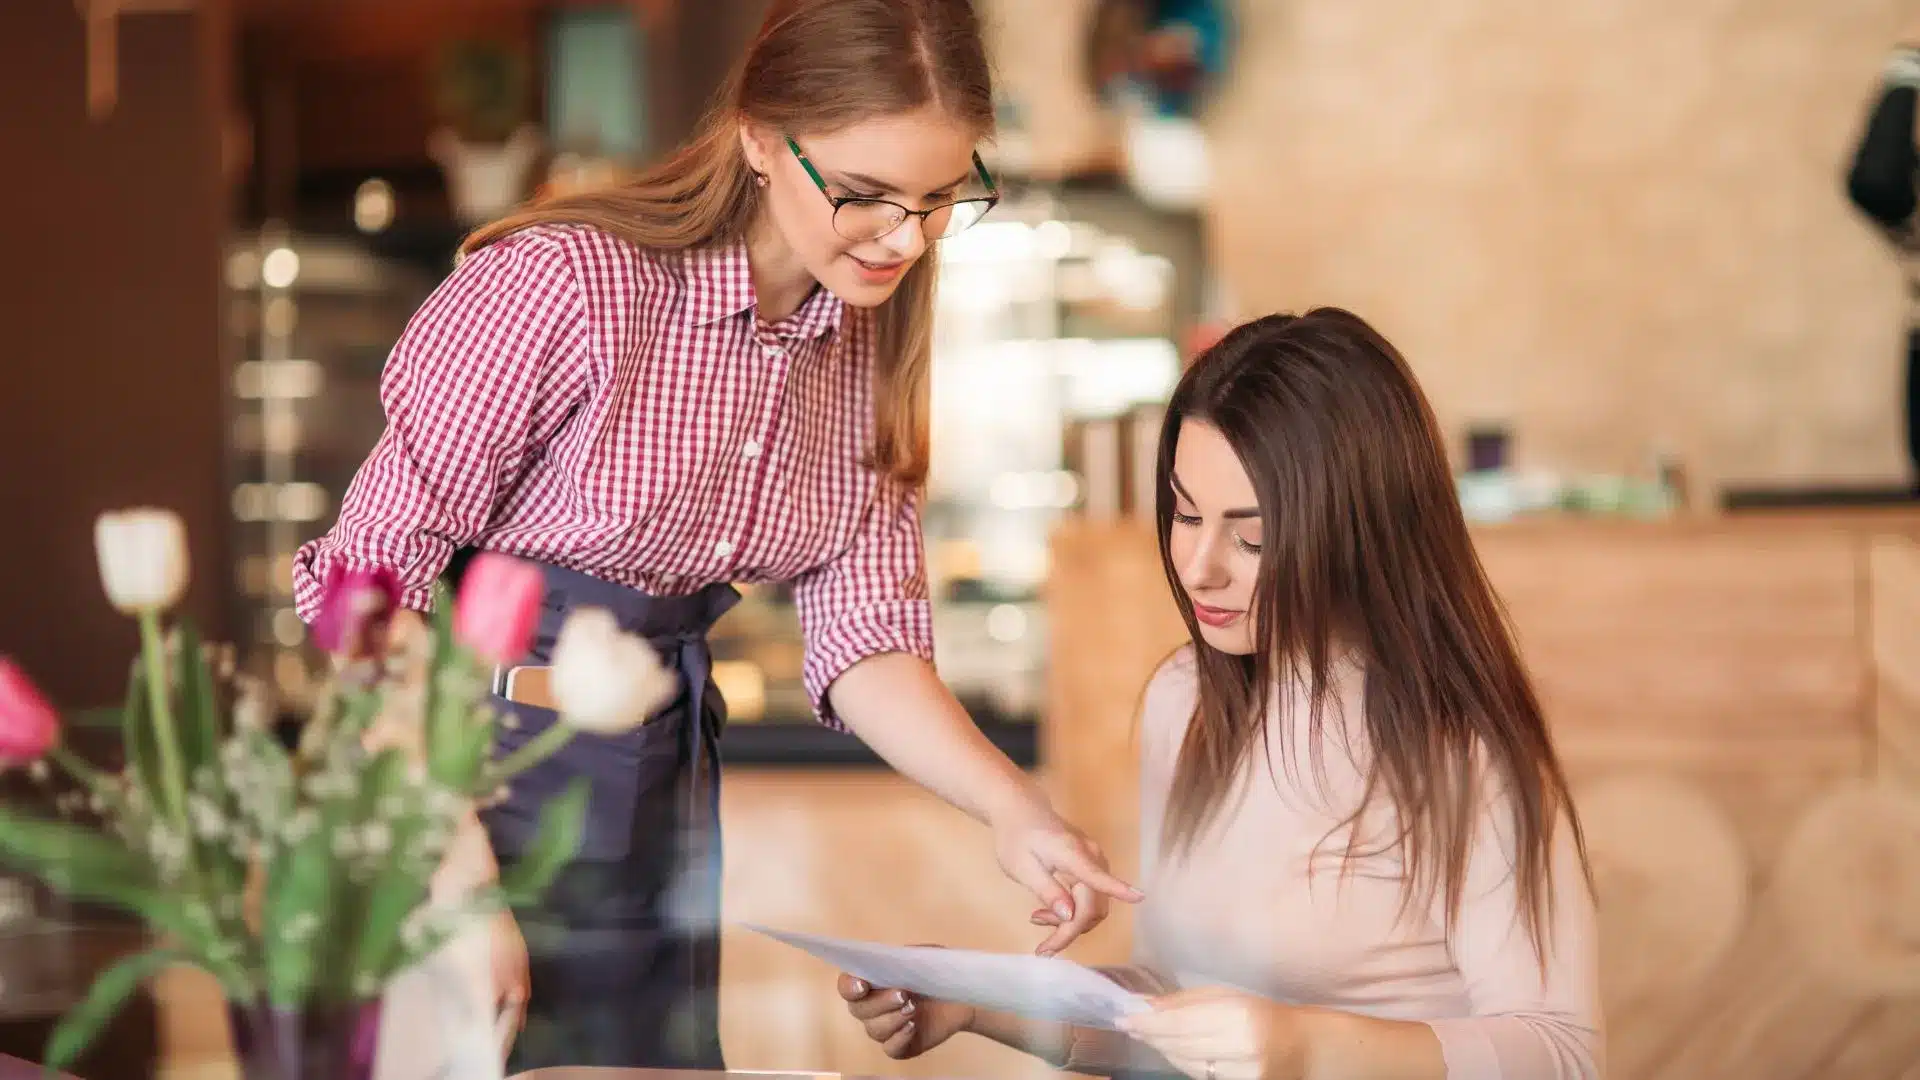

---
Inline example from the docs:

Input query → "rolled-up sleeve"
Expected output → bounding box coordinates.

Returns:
[1426,785,1605,1080]
[291,230,592,620]
[789,474,936,729]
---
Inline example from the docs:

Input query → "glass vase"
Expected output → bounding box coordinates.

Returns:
[227,999,382,1080]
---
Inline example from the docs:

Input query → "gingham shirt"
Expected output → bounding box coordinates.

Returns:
[291,224,934,727]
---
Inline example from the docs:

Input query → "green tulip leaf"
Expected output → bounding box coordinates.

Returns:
[43,947,196,1073]
[169,619,220,783]
[498,777,588,908]
[118,665,163,819]
[345,750,430,993]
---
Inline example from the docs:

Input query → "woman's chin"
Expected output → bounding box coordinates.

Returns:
[1194,622,1256,656]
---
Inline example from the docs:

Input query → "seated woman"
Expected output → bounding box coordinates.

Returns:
[838,308,1602,1080]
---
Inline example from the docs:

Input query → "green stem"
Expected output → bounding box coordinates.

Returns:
[136,612,192,830]
[47,745,115,802]
[294,682,342,765]
[483,721,576,792]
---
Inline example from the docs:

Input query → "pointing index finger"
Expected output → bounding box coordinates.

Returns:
[1054,848,1144,903]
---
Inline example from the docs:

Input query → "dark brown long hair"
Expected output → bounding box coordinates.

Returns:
[464,0,994,488]
[1154,308,1589,967]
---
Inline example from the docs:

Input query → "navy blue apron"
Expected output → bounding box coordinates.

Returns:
[453,552,738,1071]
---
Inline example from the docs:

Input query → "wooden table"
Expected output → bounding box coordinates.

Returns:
[0,1053,77,1080]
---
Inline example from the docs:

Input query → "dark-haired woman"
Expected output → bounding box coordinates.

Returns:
[838,308,1602,1080]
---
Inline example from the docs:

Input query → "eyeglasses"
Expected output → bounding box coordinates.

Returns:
[786,135,999,243]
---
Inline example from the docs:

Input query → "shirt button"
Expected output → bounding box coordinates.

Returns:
[741,440,762,460]
[714,539,735,559]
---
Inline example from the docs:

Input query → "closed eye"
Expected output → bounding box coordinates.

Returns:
[1232,534,1262,555]
[1171,511,1201,526]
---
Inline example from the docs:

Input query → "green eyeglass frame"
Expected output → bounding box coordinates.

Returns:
[785,135,1000,243]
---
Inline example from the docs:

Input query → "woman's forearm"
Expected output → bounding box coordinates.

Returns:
[964,1008,1078,1068]
[1298,1009,1445,1080]
[965,1009,1178,1077]
[826,652,1039,826]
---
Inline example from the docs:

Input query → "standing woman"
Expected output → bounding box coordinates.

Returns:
[292,0,1138,1069]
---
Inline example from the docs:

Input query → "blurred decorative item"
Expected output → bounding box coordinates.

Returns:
[1085,0,1231,210]
[544,5,645,171]
[538,152,627,201]
[0,512,680,1077]
[352,180,396,235]
[72,0,198,121]
[1464,422,1512,474]
[1121,114,1211,210]
[428,38,544,224]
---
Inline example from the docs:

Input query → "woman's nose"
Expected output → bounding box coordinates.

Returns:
[876,215,928,261]
[1179,531,1229,592]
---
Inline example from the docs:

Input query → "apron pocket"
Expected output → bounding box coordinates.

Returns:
[483,697,681,863]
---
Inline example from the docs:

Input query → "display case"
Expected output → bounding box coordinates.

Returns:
[222,227,440,712]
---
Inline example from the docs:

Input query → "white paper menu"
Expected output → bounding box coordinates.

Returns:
[746,923,1152,1031]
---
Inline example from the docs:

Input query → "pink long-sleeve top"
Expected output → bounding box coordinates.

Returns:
[1065,648,1603,1080]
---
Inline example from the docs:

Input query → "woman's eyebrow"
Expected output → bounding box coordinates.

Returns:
[832,167,974,195]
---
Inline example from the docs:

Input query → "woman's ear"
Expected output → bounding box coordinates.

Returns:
[737,121,777,177]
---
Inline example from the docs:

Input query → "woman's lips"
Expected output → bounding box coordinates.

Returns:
[850,255,905,284]
[1191,602,1242,628]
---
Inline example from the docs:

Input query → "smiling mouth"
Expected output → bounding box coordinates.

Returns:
[852,256,904,272]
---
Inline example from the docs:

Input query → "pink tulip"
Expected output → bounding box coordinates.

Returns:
[454,553,545,666]
[0,659,60,764]
[310,563,404,660]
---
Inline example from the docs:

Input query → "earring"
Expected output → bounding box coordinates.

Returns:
[753,171,769,188]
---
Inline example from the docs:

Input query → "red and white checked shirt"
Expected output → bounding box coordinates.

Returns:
[291,224,934,727]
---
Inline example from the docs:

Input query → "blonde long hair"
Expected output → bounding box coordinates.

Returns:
[464,0,994,487]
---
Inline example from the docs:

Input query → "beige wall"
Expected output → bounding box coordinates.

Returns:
[988,0,1917,489]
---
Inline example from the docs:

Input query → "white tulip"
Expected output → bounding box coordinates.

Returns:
[94,508,190,615]
[549,608,679,735]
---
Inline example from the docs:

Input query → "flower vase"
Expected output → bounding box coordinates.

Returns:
[227,999,382,1080]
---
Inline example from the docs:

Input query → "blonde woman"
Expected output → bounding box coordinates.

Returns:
[294,0,1138,1069]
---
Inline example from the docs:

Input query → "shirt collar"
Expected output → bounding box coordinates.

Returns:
[685,239,845,340]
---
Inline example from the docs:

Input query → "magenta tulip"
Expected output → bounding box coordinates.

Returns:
[454,553,544,666]
[0,659,60,764]
[311,563,404,660]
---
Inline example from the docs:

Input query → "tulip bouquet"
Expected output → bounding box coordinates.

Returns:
[0,509,677,1078]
